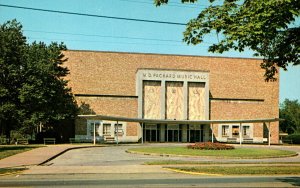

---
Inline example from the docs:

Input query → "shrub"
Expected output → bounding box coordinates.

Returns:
[187,142,235,150]
[286,134,300,144]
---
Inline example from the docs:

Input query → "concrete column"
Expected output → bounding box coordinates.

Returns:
[204,125,210,142]
[160,124,165,142]
[93,122,96,145]
[99,122,103,137]
[268,122,271,146]
[183,81,188,120]
[239,123,242,146]
[137,74,143,119]
[211,124,214,143]
[182,124,187,142]
[116,121,119,145]
[161,81,166,119]
[111,123,115,137]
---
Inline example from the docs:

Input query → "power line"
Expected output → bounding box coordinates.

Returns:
[24,29,182,43]
[24,29,216,45]
[0,4,186,26]
[27,36,212,47]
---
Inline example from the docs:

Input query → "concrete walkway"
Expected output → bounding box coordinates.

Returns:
[0,144,97,168]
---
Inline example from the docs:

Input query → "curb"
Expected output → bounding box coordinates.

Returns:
[39,145,105,166]
[126,150,299,159]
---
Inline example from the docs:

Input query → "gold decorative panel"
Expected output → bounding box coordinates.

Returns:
[143,81,161,119]
[188,82,205,120]
[166,82,184,120]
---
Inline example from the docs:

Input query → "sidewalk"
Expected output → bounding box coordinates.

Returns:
[0,145,97,168]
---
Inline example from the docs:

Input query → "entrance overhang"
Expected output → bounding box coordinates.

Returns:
[78,115,282,146]
[78,114,281,124]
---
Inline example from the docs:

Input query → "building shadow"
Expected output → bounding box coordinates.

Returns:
[276,177,300,187]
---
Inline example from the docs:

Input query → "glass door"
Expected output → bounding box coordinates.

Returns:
[188,125,204,143]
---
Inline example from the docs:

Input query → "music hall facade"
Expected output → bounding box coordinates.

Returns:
[64,50,280,144]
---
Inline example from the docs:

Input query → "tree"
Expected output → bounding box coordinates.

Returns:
[78,102,96,115]
[280,99,300,134]
[155,0,300,81]
[0,20,26,138]
[0,20,78,139]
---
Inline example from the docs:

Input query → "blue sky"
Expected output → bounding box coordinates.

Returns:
[0,0,299,103]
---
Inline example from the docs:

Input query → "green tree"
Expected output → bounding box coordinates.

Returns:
[0,20,78,140]
[155,0,300,81]
[0,20,26,138]
[78,102,96,115]
[280,99,300,134]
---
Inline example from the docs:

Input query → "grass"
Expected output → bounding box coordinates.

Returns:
[169,166,300,175]
[145,160,300,165]
[0,168,28,176]
[0,145,41,160]
[128,146,297,158]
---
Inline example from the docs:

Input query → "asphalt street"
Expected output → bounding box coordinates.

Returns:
[1,174,300,187]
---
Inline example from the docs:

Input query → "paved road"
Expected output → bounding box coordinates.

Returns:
[1,144,300,187]
[1,174,299,187]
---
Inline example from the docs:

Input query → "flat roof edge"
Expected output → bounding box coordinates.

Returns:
[65,49,263,60]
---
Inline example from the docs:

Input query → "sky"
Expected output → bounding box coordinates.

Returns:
[0,0,299,103]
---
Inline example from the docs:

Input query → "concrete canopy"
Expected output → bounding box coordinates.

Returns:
[78,114,281,124]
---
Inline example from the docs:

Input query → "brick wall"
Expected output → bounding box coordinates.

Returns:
[64,50,279,143]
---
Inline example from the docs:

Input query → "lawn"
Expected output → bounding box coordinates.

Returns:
[0,168,28,176]
[146,160,300,165]
[169,166,300,175]
[0,145,41,160]
[128,146,297,158]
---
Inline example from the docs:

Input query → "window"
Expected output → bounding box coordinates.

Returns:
[90,122,100,136]
[232,125,239,137]
[115,124,123,135]
[103,123,111,135]
[243,126,250,137]
[222,125,229,137]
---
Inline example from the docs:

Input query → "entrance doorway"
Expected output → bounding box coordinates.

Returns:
[142,124,205,143]
[165,124,182,142]
[143,124,160,142]
[188,125,204,142]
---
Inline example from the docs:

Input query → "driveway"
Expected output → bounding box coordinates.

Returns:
[43,144,300,166]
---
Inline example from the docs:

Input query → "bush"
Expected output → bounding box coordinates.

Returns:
[286,134,300,144]
[187,142,235,150]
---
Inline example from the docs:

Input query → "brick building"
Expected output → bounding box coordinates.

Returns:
[64,50,280,144]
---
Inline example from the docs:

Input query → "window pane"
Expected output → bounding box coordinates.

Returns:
[232,125,239,137]
[103,123,111,135]
[115,124,123,135]
[243,126,250,136]
[222,125,229,136]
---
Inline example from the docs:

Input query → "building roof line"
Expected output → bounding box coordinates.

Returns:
[65,49,263,60]
[78,115,281,124]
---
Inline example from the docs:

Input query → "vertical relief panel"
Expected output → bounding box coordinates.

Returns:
[166,82,184,120]
[188,82,205,120]
[143,81,161,119]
